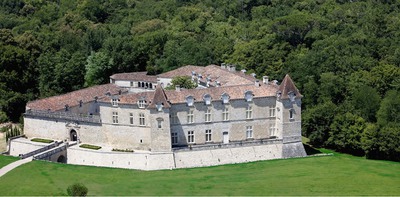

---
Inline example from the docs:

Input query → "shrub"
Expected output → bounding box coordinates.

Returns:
[31,138,54,143]
[67,183,88,196]
[79,144,101,150]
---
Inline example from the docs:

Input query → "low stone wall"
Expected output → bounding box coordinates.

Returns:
[174,143,282,169]
[282,142,307,158]
[67,147,175,170]
[9,138,47,156]
[67,143,283,170]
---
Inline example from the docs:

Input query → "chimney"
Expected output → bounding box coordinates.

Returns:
[221,63,226,69]
[255,80,260,87]
[241,69,246,73]
[216,81,221,87]
[175,85,180,92]
[228,65,236,72]
[263,76,269,84]
[272,80,278,85]
[251,73,256,78]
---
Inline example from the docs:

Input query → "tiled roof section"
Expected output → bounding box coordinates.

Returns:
[148,85,171,109]
[277,74,302,99]
[165,83,279,104]
[110,72,158,82]
[105,91,153,104]
[27,84,126,111]
[157,65,256,87]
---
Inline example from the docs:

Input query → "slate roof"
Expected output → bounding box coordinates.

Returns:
[277,74,302,99]
[110,72,158,82]
[27,84,126,111]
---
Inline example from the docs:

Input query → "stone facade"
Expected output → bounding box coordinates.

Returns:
[17,64,306,170]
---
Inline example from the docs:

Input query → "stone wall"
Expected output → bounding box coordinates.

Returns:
[174,143,282,169]
[67,147,175,170]
[9,138,47,156]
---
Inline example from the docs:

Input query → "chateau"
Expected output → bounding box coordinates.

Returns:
[9,64,306,170]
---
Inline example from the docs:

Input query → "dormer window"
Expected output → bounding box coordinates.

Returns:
[79,100,83,108]
[276,91,282,99]
[65,104,69,112]
[138,99,146,108]
[221,93,230,104]
[203,94,212,105]
[288,91,296,102]
[111,98,118,107]
[156,102,163,112]
[244,91,253,102]
[186,96,194,107]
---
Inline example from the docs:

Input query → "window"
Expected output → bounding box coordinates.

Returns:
[111,98,118,106]
[138,100,146,108]
[246,126,253,139]
[205,129,212,142]
[188,131,195,143]
[171,132,178,144]
[269,106,276,117]
[244,91,253,102]
[129,113,134,125]
[112,112,118,124]
[203,94,212,105]
[205,109,212,122]
[246,106,253,119]
[139,113,145,126]
[187,110,194,124]
[157,118,163,129]
[170,112,178,124]
[222,107,229,121]
[269,123,276,136]
[289,109,294,120]
[186,96,194,106]
[130,81,134,87]
[221,93,230,104]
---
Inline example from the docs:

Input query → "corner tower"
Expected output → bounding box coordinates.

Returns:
[276,74,306,158]
[148,85,172,152]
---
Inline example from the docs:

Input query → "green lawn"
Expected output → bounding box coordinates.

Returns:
[0,150,398,196]
[0,155,19,168]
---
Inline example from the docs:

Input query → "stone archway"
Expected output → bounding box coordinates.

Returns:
[70,130,77,141]
[57,155,66,163]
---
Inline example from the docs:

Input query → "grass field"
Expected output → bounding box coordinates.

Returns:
[0,149,398,196]
[0,155,19,168]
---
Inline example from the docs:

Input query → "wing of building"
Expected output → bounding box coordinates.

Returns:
[11,64,306,170]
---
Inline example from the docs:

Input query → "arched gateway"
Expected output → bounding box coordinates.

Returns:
[70,130,77,141]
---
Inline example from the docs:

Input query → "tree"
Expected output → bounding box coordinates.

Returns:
[377,90,400,126]
[67,183,88,196]
[167,76,197,90]
[327,112,366,155]
[84,51,114,87]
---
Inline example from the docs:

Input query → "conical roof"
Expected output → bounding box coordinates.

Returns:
[277,74,302,99]
[148,85,171,109]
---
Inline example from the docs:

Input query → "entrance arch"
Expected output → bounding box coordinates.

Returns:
[70,130,77,141]
[57,155,66,163]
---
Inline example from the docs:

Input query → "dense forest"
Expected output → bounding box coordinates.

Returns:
[0,0,399,161]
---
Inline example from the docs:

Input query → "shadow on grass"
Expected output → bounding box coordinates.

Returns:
[303,143,322,155]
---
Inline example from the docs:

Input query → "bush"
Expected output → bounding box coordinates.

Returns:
[79,144,101,150]
[31,138,54,143]
[67,183,88,196]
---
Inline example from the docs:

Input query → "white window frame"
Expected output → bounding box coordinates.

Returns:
[111,98,118,107]
[112,112,118,124]
[129,113,134,125]
[205,109,212,122]
[246,106,253,119]
[171,132,178,145]
[205,129,212,142]
[269,123,276,136]
[170,112,178,124]
[269,106,276,117]
[246,126,253,139]
[188,130,195,143]
[138,100,146,108]
[187,110,194,124]
[139,113,145,126]
[222,107,229,121]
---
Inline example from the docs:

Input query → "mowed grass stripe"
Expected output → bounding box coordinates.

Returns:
[0,151,398,196]
[0,155,19,168]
